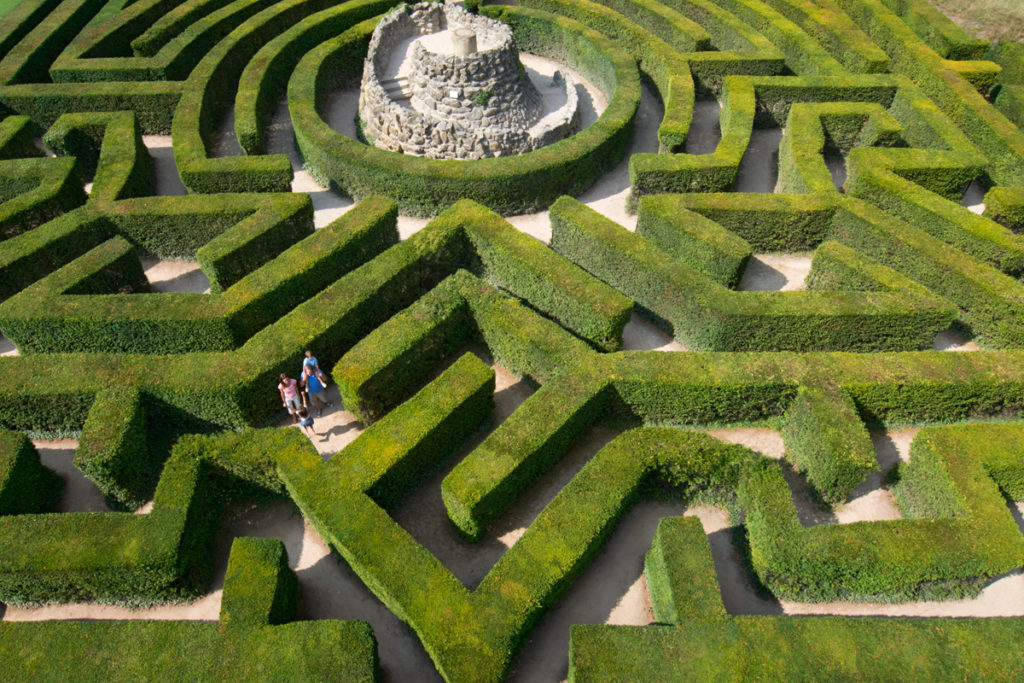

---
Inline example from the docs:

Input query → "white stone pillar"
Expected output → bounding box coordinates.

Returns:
[452,28,477,56]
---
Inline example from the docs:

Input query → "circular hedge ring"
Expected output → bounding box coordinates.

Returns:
[288,5,641,216]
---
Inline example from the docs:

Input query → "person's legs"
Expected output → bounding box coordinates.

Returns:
[311,391,329,415]
[285,395,301,422]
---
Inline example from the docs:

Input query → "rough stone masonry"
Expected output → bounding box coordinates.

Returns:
[358,2,579,160]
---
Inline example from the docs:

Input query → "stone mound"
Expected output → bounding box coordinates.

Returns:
[358,2,579,159]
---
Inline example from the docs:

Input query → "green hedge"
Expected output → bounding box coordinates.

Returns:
[834,0,1024,186]
[43,111,153,202]
[0,0,105,85]
[0,156,86,243]
[636,194,751,287]
[672,188,1024,348]
[830,196,1024,347]
[0,427,308,606]
[877,0,988,59]
[643,515,726,625]
[0,115,40,159]
[0,194,399,354]
[219,536,298,626]
[333,199,628,422]
[995,83,1024,130]
[984,186,1024,232]
[0,195,626,431]
[74,387,154,510]
[0,81,184,134]
[0,429,62,515]
[0,530,376,680]
[781,384,877,505]
[349,353,495,510]
[743,422,1024,601]
[50,0,283,82]
[289,6,640,216]
[234,0,396,154]
[335,269,593,423]
[514,0,694,150]
[172,0,394,193]
[549,195,954,351]
[759,0,889,73]
[0,191,300,306]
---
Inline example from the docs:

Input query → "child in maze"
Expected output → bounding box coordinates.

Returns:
[302,350,329,386]
[296,406,317,437]
[301,365,333,417]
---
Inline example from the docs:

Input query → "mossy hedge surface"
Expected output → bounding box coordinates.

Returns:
[1,0,1024,680]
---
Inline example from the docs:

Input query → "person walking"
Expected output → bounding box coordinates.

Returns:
[296,406,317,437]
[301,365,332,417]
[278,372,302,423]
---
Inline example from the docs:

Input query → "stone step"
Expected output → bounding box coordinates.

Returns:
[382,77,412,100]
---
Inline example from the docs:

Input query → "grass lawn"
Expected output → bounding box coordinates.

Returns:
[928,0,1024,42]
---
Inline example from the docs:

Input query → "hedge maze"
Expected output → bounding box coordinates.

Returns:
[0,0,1024,679]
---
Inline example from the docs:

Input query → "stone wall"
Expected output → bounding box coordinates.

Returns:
[358,2,579,160]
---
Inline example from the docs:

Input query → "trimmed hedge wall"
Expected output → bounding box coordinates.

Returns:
[0,115,40,160]
[671,188,1024,348]
[219,536,298,626]
[43,111,153,202]
[0,430,62,515]
[289,6,640,216]
[171,0,399,193]
[0,426,307,606]
[0,194,399,354]
[234,0,396,154]
[0,529,376,679]
[335,269,594,423]
[781,384,877,505]
[74,387,154,510]
[513,0,695,150]
[984,186,1024,233]
[643,516,726,625]
[549,195,955,351]
[834,0,1024,187]
[636,193,751,288]
[0,156,86,244]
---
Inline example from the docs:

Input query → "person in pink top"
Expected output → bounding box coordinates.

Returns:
[278,372,301,423]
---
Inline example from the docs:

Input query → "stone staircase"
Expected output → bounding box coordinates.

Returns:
[381,76,411,101]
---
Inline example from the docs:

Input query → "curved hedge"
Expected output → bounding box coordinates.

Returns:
[288,5,640,216]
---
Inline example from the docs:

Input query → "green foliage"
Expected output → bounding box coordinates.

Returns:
[781,385,878,505]
[744,421,1024,602]
[289,6,640,216]
[332,200,627,422]
[0,430,62,515]
[0,531,377,679]
[219,536,298,626]
[636,193,751,287]
[644,516,726,625]
[43,111,152,202]
[0,427,305,606]
[74,387,153,510]
[550,195,954,351]
[0,157,86,244]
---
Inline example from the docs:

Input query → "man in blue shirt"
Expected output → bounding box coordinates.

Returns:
[301,365,333,416]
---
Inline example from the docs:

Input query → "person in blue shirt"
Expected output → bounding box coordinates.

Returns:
[302,349,328,386]
[301,365,333,417]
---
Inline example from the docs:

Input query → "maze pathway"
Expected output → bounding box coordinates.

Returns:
[1,0,1024,680]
